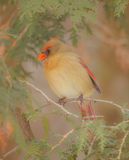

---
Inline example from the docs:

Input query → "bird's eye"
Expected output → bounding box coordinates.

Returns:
[41,48,50,56]
[47,48,50,54]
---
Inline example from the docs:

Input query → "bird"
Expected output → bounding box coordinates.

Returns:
[38,37,101,119]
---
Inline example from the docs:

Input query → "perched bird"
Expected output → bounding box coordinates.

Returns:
[38,38,101,119]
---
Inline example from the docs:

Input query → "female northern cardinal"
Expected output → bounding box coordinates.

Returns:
[38,38,101,119]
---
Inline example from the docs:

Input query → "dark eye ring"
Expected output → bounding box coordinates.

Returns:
[41,49,50,55]
[47,48,50,54]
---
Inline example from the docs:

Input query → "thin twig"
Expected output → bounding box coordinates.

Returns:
[91,98,127,114]
[104,120,129,130]
[87,136,97,157]
[20,80,129,118]
[0,146,18,160]
[50,129,74,152]
[83,115,104,120]
[20,80,79,118]
[117,130,129,160]
[5,24,30,58]
[70,98,128,114]
[11,25,30,48]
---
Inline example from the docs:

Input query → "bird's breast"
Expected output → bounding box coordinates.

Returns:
[44,52,94,98]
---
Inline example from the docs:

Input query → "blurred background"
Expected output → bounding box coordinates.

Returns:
[0,0,129,159]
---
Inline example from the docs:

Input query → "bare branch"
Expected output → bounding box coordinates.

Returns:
[117,130,129,160]
[20,80,129,118]
[10,25,30,48]
[87,136,97,157]
[82,115,104,120]
[4,24,30,59]
[21,80,79,118]
[88,98,127,114]
[50,129,74,152]
[0,146,18,160]
[69,98,128,114]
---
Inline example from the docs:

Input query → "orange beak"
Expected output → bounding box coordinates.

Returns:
[37,53,47,61]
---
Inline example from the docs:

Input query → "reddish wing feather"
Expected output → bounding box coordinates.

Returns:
[80,60,101,93]
[81,61,96,81]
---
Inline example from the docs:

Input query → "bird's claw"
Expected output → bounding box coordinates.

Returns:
[77,94,84,105]
[58,97,67,106]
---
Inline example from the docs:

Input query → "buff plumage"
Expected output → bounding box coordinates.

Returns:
[38,38,100,119]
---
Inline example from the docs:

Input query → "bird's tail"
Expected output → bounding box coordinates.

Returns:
[79,100,96,120]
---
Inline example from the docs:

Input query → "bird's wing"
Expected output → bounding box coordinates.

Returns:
[80,61,101,93]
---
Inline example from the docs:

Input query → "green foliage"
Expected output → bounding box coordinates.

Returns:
[94,121,109,152]
[113,0,129,17]
[15,0,99,44]
[0,59,28,112]
[76,123,90,154]
[105,0,129,18]
[61,143,78,160]
[12,114,27,148]
[25,140,50,160]
[60,119,129,160]
[19,0,97,23]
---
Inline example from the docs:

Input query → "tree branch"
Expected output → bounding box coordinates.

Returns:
[87,135,97,157]
[87,98,127,114]
[0,146,18,160]
[21,80,129,116]
[10,25,30,48]
[20,80,79,118]
[50,129,74,152]
[117,130,129,160]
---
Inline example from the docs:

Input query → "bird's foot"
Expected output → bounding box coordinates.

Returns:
[82,101,96,120]
[58,97,67,106]
[77,94,84,105]
[78,94,89,118]
[77,95,96,120]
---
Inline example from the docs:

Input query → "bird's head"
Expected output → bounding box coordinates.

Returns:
[38,37,61,61]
